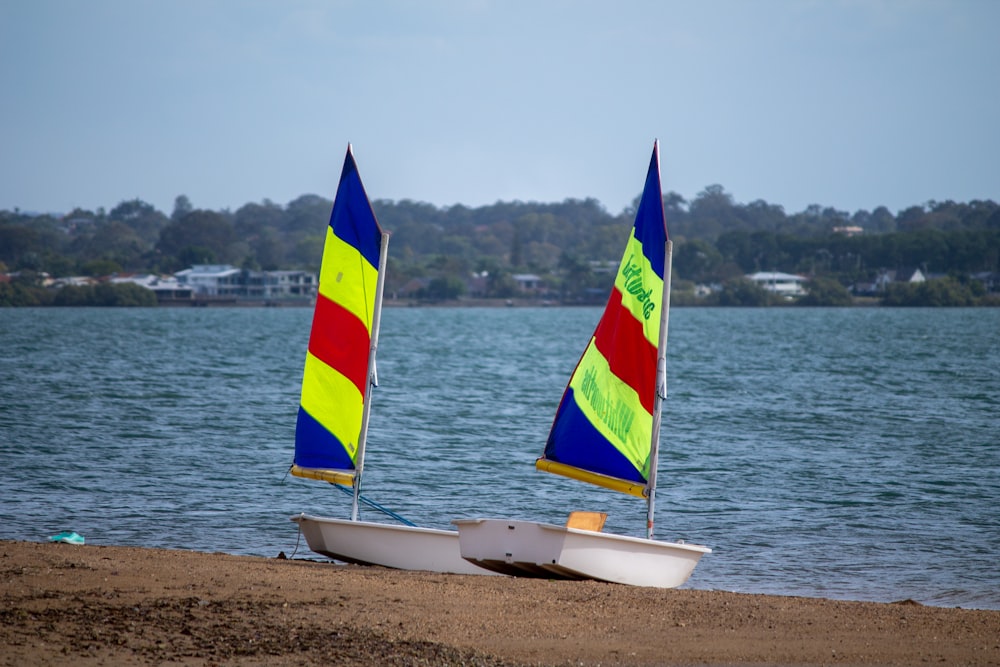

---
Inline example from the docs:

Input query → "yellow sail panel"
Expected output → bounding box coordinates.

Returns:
[568,339,654,478]
[317,226,380,333]
[612,233,663,349]
[299,351,365,462]
[289,465,355,487]
[535,459,648,498]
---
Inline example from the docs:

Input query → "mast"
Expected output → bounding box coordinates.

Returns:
[646,237,672,540]
[350,230,390,521]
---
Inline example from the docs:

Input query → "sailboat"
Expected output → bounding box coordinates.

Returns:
[289,144,490,575]
[453,141,711,588]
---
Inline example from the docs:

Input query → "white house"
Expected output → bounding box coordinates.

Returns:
[512,273,543,293]
[747,271,808,298]
[175,265,242,296]
[111,273,194,301]
[875,268,926,292]
[266,270,317,297]
[173,265,317,299]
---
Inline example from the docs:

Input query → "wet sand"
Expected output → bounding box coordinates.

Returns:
[2,540,997,666]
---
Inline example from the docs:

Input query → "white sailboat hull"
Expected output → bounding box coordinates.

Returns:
[453,518,711,588]
[291,513,495,576]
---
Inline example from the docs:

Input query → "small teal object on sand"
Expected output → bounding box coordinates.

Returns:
[48,531,85,545]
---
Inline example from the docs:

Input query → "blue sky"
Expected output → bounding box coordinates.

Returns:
[2,0,997,218]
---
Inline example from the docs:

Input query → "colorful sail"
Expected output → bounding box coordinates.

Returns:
[537,142,668,498]
[292,145,385,487]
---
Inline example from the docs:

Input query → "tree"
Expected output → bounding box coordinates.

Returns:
[95,282,157,306]
[688,184,739,239]
[741,199,788,232]
[714,278,776,306]
[156,210,240,270]
[486,270,518,298]
[235,200,287,270]
[798,277,852,306]
[424,276,465,300]
[80,259,123,276]
[897,205,929,232]
[51,282,157,306]
[663,191,688,227]
[556,251,594,301]
[0,282,52,306]
[674,239,724,283]
[178,246,217,267]
[109,199,168,246]
[172,195,193,221]
[869,206,896,233]
[882,277,975,306]
[73,220,146,271]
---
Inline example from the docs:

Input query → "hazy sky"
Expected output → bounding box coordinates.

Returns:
[2,0,997,218]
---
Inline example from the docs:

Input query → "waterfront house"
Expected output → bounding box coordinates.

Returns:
[746,271,808,298]
[173,265,316,300]
[175,265,242,297]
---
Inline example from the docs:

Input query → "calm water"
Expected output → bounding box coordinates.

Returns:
[1,306,997,609]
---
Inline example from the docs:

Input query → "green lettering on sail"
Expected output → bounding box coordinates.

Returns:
[621,253,656,320]
[580,366,636,443]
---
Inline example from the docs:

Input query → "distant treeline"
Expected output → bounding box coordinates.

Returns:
[2,187,999,307]
[0,281,159,307]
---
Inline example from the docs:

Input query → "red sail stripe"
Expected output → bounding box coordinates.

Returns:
[592,287,657,414]
[307,293,371,397]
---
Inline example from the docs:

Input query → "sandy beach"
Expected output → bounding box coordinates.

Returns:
[2,540,997,666]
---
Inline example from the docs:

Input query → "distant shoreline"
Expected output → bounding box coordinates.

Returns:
[52,296,982,308]
[6,295,999,308]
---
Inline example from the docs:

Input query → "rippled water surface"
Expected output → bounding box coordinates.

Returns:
[1,306,997,609]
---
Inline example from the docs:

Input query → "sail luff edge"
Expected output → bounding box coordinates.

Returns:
[646,237,672,539]
[350,230,391,521]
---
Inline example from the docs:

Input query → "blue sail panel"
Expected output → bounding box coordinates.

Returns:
[329,149,383,269]
[294,407,356,471]
[632,146,668,279]
[545,387,647,485]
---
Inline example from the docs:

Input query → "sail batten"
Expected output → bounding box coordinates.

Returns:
[293,144,385,492]
[539,141,668,502]
[289,464,356,487]
[535,459,648,498]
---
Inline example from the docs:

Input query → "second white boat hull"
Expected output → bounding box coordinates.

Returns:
[291,513,495,576]
[453,518,710,588]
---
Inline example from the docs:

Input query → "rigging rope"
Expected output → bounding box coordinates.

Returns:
[334,483,417,527]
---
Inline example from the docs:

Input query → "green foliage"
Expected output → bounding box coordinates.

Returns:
[423,276,466,300]
[51,282,157,307]
[171,195,193,222]
[51,284,93,306]
[669,279,701,306]
[673,238,724,283]
[178,246,217,267]
[2,192,998,308]
[10,269,45,287]
[882,278,976,307]
[0,282,53,306]
[156,210,239,271]
[485,270,518,298]
[713,278,777,306]
[108,199,169,247]
[80,259,123,277]
[103,283,158,306]
[799,277,853,306]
